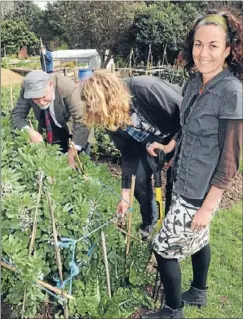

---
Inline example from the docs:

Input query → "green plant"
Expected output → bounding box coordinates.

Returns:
[157,68,187,86]
[92,128,121,162]
[1,20,39,55]
[1,86,154,318]
[62,61,77,68]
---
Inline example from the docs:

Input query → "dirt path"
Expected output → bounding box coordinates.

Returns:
[105,162,242,210]
[1,68,24,86]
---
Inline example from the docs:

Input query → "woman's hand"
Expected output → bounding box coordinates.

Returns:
[190,207,212,231]
[190,185,224,231]
[117,189,130,217]
[147,139,176,156]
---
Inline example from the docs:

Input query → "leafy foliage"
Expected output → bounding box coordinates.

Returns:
[129,2,199,64]
[0,1,14,21]
[92,128,121,163]
[1,86,155,318]
[1,20,39,55]
[35,1,145,67]
[5,0,44,36]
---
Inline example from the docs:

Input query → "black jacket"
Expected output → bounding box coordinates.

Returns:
[109,76,182,188]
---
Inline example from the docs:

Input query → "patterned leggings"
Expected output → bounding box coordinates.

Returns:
[155,244,211,309]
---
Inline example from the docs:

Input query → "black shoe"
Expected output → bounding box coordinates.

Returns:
[139,224,153,240]
[182,286,207,307]
[141,304,184,319]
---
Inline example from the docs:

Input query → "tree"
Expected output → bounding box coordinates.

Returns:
[5,1,44,38]
[44,1,145,67]
[1,20,39,56]
[129,2,199,65]
[0,1,14,21]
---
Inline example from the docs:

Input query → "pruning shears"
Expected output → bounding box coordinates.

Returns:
[147,149,165,231]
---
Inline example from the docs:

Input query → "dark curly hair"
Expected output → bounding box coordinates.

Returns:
[181,9,243,81]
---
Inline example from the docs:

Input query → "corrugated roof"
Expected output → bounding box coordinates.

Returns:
[52,49,99,59]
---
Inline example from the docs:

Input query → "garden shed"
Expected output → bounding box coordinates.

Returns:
[52,49,114,69]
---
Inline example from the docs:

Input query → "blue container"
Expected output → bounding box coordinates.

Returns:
[78,69,93,80]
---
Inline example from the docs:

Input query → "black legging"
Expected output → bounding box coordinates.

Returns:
[154,244,211,309]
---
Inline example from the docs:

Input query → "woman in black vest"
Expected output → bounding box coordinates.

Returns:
[80,72,182,240]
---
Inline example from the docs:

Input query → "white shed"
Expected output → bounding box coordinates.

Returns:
[52,49,114,70]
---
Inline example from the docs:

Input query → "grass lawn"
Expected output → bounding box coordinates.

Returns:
[181,202,242,319]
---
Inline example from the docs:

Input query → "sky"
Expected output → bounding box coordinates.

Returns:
[34,1,55,10]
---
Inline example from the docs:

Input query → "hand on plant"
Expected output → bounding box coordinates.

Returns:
[116,199,129,218]
[28,129,43,143]
[68,147,76,168]
[190,207,212,231]
[116,189,130,227]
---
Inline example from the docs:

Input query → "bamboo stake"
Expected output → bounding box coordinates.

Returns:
[114,226,141,242]
[70,141,84,173]
[29,120,34,130]
[47,193,63,280]
[40,37,47,72]
[29,172,44,255]
[21,287,27,319]
[126,175,136,256]
[129,48,133,76]
[21,172,44,317]
[101,231,111,298]
[9,76,13,111]
[47,193,69,319]
[0,261,74,300]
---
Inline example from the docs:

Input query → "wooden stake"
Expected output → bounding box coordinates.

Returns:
[101,231,111,298]
[29,172,44,255]
[47,193,69,319]
[70,141,84,173]
[47,193,63,280]
[21,287,27,319]
[21,172,44,317]
[40,37,47,72]
[0,261,74,300]
[114,226,140,242]
[129,48,133,76]
[126,175,136,256]
[9,76,13,111]
[29,120,34,130]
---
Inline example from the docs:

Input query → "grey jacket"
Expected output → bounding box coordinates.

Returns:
[11,74,94,148]
[173,68,242,199]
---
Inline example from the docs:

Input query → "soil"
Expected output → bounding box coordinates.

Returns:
[219,171,242,209]
[104,162,242,210]
[1,68,24,86]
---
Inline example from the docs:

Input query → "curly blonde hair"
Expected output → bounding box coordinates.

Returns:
[80,71,132,131]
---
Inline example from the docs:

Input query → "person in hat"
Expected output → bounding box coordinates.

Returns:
[11,70,94,167]
[40,45,53,74]
[79,71,182,239]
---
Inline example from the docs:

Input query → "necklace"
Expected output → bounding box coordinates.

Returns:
[199,82,207,94]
